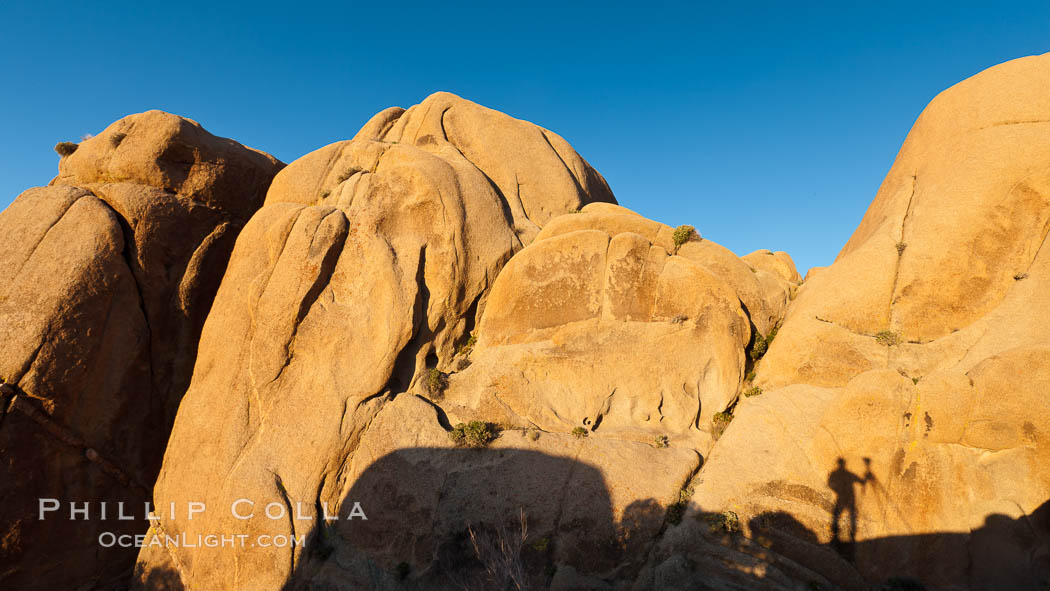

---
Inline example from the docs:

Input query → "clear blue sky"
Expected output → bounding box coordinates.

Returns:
[2,1,1048,274]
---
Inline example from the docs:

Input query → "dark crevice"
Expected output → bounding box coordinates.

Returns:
[273,473,297,575]
[385,246,432,394]
[270,211,349,387]
[413,394,454,431]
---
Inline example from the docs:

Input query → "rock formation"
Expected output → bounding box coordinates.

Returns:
[646,53,1050,589]
[0,112,282,589]
[4,54,1050,591]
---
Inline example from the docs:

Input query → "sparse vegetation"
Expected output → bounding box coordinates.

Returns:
[912,377,920,385]
[654,435,670,448]
[672,225,699,250]
[425,368,448,397]
[530,537,550,552]
[670,314,687,324]
[665,487,693,525]
[712,411,734,439]
[527,428,541,442]
[571,426,588,439]
[745,370,756,382]
[463,508,529,591]
[744,386,763,398]
[896,241,907,255]
[875,330,902,347]
[749,322,780,361]
[1014,272,1029,280]
[458,334,477,356]
[750,338,768,360]
[703,510,740,533]
[54,141,78,157]
[109,132,126,147]
[449,421,497,448]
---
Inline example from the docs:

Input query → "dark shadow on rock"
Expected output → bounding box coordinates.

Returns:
[827,456,867,561]
[270,444,1049,590]
[281,447,622,591]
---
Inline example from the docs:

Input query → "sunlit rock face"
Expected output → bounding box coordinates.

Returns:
[6,55,1049,591]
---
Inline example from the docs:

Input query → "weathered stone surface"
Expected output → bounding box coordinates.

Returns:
[439,202,789,449]
[0,113,281,590]
[641,54,1050,591]
[133,93,618,590]
[759,53,1050,391]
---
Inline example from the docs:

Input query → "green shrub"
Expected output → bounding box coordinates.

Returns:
[449,421,497,448]
[703,510,740,533]
[665,487,693,525]
[665,502,685,525]
[425,368,448,397]
[712,412,733,439]
[749,338,768,360]
[571,426,588,439]
[457,334,477,356]
[875,330,901,347]
[744,386,763,398]
[54,141,78,157]
[654,435,670,448]
[672,225,699,249]
[896,241,907,255]
[531,537,550,552]
[766,322,780,344]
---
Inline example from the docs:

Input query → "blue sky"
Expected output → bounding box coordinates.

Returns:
[2,1,1048,274]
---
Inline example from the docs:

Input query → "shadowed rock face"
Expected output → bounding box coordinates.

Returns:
[0,111,283,590]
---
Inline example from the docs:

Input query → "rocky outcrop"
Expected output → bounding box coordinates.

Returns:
[133,93,621,589]
[0,112,282,589]
[643,54,1050,590]
[8,54,1050,591]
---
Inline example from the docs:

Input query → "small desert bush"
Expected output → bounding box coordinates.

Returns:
[1014,272,1029,280]
[654,435,670,448]
[457,334,477,356]
[449,421,497,448]
[425,368,448,397]
[672,225,699,250]
[744,386,763,398]
[749,323,780,361]
[749,338,768,360]
[665,487,693,526]
[703,510,740,533]
[54,141,78,157]
[670,314,687,324]
[896,241,907,255]
[712,411,733,439]
[875,330,901,347]
[571,426,588,439]
[530,537,550,552]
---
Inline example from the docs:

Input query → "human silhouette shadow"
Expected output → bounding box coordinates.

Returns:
[827,457,868,560]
